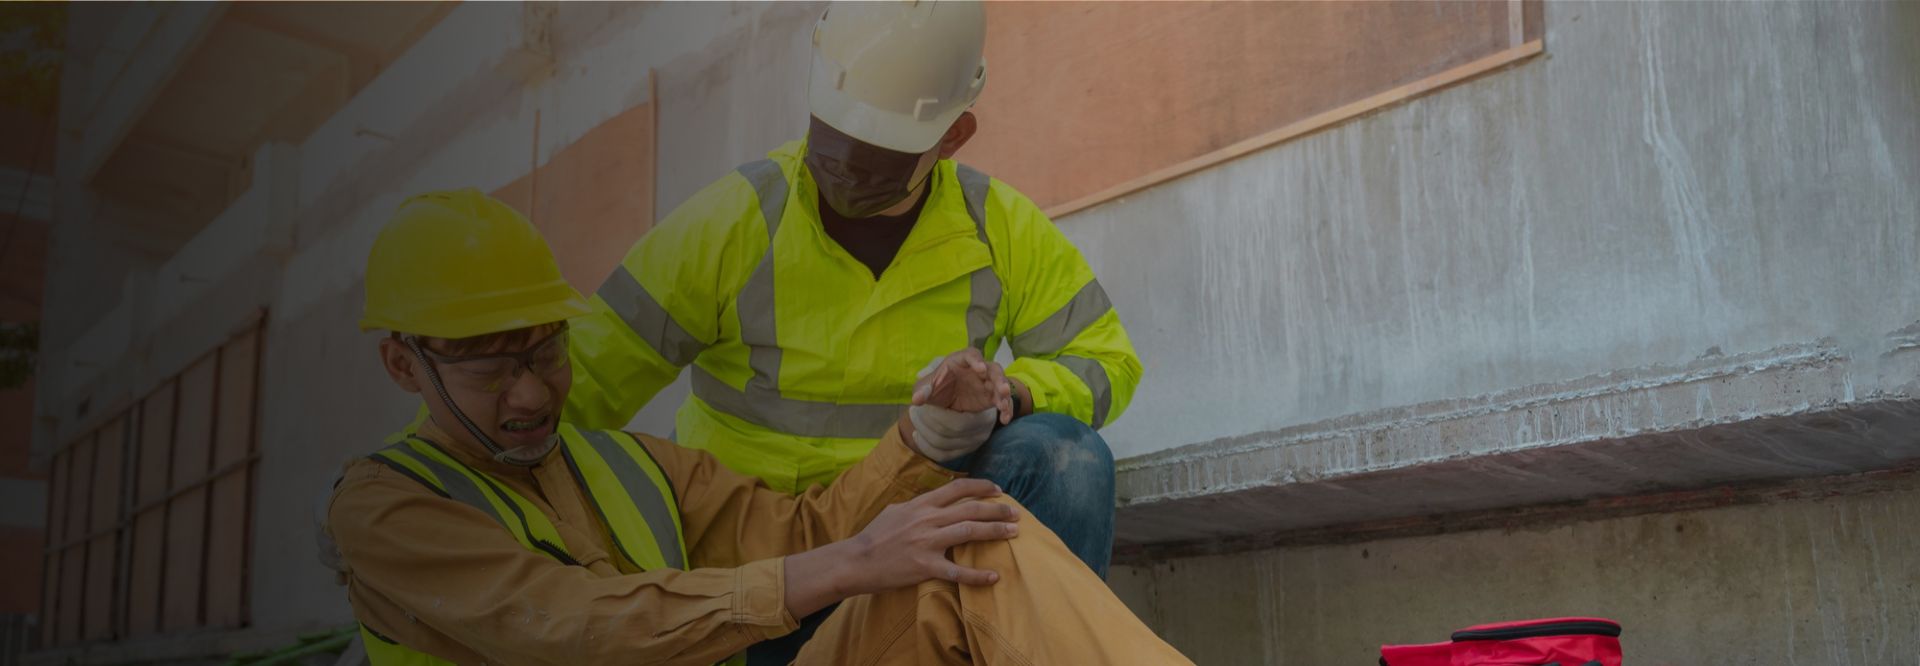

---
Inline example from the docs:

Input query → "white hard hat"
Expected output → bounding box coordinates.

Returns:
[808,1,988,154]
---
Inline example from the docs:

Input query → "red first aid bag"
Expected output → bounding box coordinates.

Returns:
[1380,617,1623,666]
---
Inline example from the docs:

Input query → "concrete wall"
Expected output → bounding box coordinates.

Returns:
[1087,0,1920,547]
[1077,0,1917,459]
[1110,476,1920,665]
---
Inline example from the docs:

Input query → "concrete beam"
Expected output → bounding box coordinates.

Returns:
[73,3,228,184]
[1115,331,1920,547]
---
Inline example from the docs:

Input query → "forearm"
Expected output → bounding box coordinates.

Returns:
[782,540,861,619]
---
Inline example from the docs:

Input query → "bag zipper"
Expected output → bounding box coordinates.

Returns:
[1451,619,1621,642]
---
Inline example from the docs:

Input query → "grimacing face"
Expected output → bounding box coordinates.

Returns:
[379,323,572,454]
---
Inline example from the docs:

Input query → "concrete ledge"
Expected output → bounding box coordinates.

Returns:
[1115,332,1920,547]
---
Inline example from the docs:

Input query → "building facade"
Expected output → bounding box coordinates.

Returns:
[25,2,1919,663]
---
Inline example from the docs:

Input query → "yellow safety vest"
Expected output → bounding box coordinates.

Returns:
[353,423,739,666]
[567,140,1142,492]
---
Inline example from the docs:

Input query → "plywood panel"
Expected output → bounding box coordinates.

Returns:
[173,354,217,484]
[45,450,69,551]
[126,509,165,636]
[205,334,258,627]
[40,452,63,646]
[89,419,125,532]
[163,355,218,631]
[37,553,57,644]
[204,472,247,628]
[128,386,176,636]
[493,101,657,293]
[136,383,177,503]
[161,486,206,631]
[62,435,92,546]
[213,331,259,465]
[57,547,82,645]
[963,1,1540,215]
[83,419,125,641]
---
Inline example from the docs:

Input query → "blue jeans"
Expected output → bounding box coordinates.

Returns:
[745,413,1117,664]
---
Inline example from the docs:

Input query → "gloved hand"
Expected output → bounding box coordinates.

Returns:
[906,352,1003,463]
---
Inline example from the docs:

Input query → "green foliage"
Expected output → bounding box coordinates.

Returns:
[0,3,65,117]
[0,320,36,389]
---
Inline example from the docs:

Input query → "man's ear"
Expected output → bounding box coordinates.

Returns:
[937,111,977,159]
[379,337,425,394]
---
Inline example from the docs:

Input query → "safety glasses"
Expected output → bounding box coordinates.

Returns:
[413,327,571,395]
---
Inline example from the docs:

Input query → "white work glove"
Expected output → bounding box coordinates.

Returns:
[908,403,998,462]
[907,357,998,462]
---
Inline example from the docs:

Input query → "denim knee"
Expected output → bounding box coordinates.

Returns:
[977,413,1114,506]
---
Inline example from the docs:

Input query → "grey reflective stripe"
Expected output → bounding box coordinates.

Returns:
[1054,355,1113,429]
[598,265,706,366]
[968,266,1000,351]
[736,159,787,394]
[690,365,903,439]
[575,429,686,570]
[1008,279,1113,357]
[737,159,789,238]
[391,443,510,530]
[956,165,1001,351]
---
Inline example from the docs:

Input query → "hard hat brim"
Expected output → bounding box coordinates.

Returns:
[359,285,593,340]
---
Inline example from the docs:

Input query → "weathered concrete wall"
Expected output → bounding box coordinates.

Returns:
[1070,0,1920,543]
[1109,477,1920,665]
[1071,0,1919,459]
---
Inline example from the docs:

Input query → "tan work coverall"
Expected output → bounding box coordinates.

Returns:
[328,420,1191,665]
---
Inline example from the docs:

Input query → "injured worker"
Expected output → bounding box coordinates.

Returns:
[325,189,1193,665]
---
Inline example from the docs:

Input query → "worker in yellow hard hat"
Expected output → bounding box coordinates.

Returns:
[328,189,1192,665]
[567,5,1140,657]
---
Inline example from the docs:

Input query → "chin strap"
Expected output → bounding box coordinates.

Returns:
[405,336,554,467]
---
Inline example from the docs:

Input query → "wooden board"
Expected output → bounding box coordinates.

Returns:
[162,355,218,630]
[54,436,92,645]
[962,0,1542,217]
[40,451,69,646]
[492,101,657,293]
[127,384,177,636]
[83,420,126,641]
[204,334,259,627]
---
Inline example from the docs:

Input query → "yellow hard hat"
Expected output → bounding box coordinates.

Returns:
[358,189,591,339]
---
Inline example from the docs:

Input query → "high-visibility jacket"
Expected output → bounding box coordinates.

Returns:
[354,423,741,666]
[567,140,1141,492]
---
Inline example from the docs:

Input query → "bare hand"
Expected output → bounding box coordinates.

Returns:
[840,479,1019,593]
[911,348,1014,422]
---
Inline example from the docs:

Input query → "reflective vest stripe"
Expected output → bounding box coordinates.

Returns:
[385,438,575,563]
[1008,279,1114,358]
[735,159,787,400]
[685,160,1004,441]
[690,365,904,439]
[596,264,709,366]
[956,164,1002,352]
[358,426,717,665]
[558,425,688,571]
[1054,354,1113,428]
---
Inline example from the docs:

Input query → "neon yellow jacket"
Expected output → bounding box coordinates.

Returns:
[567,141,1141,492]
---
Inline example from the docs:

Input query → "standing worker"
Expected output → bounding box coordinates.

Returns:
[331,190,1192,665]
[568,1,1140,603]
